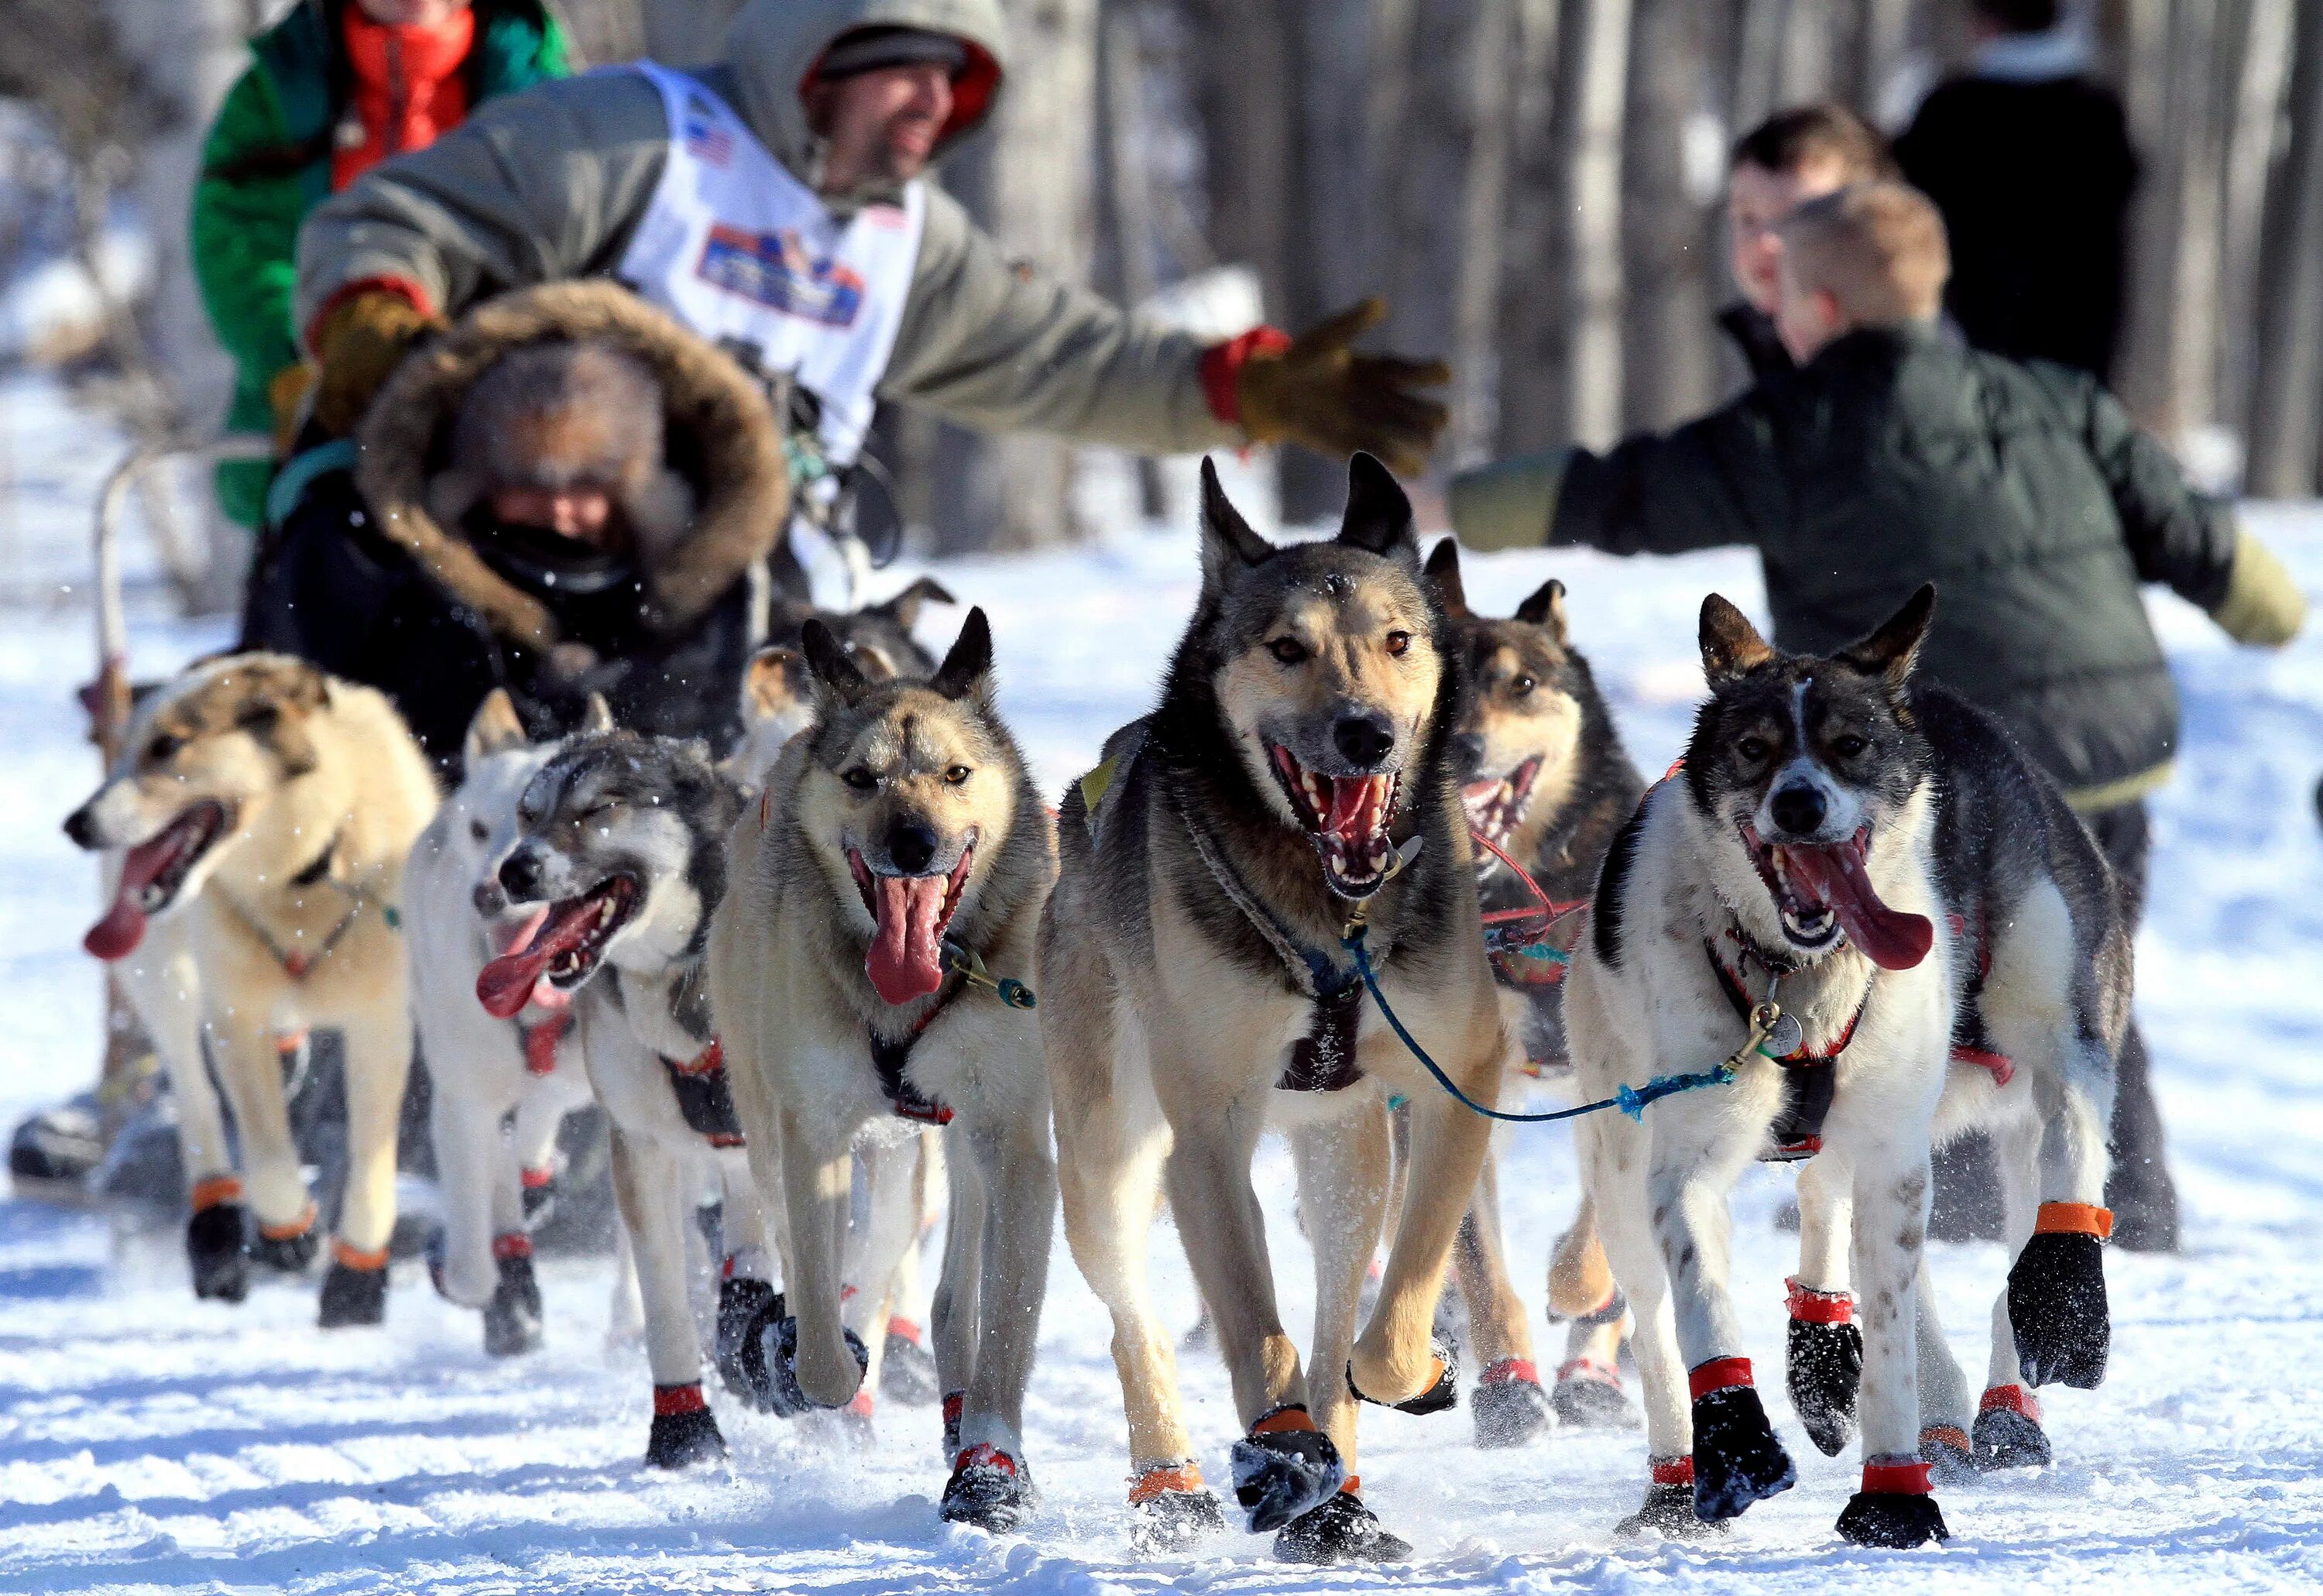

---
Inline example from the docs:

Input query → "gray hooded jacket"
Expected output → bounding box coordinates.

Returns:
[293,0,1236,455]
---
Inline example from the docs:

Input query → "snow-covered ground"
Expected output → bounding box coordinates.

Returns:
[5,372,2323,1593]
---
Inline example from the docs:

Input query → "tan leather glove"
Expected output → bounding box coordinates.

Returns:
[1235,297,1450,478]
[2212,528,2307,647]
[266,362,317,455]
[310,290,444,438]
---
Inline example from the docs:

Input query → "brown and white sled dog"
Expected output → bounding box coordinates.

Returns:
[404,690,611,1356]
[1041,455,1515,1564]
[709,607,1058,1531]
[1565,589,2124,1549]
[1422,541,1647,1445]
[64,654,437,1324]
[476,727,781,1469]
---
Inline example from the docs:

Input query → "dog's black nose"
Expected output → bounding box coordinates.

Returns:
[1448,733,1486,784]
[1770,783,1826,837]
[887,820,940,875]
[499,848,545,901]
[62,805,98,850]
[1333,713,1395,771]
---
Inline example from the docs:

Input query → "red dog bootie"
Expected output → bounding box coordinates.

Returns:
[1617,1455,1728,1539]
[644,1381,726,1469]
[1474,1357,1555,1448]
[1127,1458,1226,1553]
[1230,1403,1343,1533]
[1974,1382,2050,1470]
[1784,1279,1861,1457]
[1689,1357,1796,1519]
[1837,1456,1949,1546]
[941,1442,1037,1532]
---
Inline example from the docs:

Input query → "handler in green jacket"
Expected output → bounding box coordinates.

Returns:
[191,0,570,527]
[287,0,1446,498]
[1453,182,2306,1251]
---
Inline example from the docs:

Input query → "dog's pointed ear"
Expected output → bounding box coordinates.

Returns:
[1838,583,1937,692]
[1700,594,1776,687]
[463,688,529,764]
[1199,455,1275,592]
[741,647,807,722]
[1337,451,1417,561]
[1423,539,1470,617]
[928,606,995,702]
[801,619,871,709]
[1516,578,1568,646]
[872,576,956,634]
[576,692,616,736]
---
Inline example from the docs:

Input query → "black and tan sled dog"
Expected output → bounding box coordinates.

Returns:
[1041,455,1518,1563]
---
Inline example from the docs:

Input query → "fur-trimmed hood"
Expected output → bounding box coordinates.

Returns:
[356,280,789,650]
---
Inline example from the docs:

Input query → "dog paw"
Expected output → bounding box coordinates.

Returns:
[1920,1423,1976,1485]
[1836,1489,1950,1547]
[1691,1381,1796,1520]
[1472,1361,1555,1448]
[2009,1230,2109,1389]
[1346,1337,1459,1416]
[1549,1358,1638,1429]
[1272,1488,1411,1565]
[760,1313,869,1415]
[251,1224,318,1275]
[1972,1397,2052,1471]
[1615,1480,1728,1541]
[482,1253,544,1357]
[1230,1406,1344,1533]
[186,1203,250,1303]
[1786,1316,1862,1457]
[1128,1467,1227,1555]
[940,1443,1037,1533]
[714,1279,782,1409]
[316,1258,386,1328]
[881,1323,942,1406]
[644,1385,726,1469]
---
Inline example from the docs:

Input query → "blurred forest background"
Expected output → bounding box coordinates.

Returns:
[7,0,2323,595]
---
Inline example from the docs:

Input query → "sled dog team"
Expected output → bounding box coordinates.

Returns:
[63,454,2125,1560]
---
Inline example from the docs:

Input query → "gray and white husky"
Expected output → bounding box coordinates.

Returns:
[1565,587,2126,1549]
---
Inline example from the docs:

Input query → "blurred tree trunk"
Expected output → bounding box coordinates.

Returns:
[2116,0,2225,448]
[2246,0,2323,496]
[2215,0,2294,450]
[1566,0,1632,448]
[1621,0,1715,431]
[1494,0,1566,455]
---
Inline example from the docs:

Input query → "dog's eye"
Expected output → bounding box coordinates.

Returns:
[944,764,972,785]
[1509,674,1535,698]
[1830,733,1869,758]
[1268,637,1309,665]
[468,819,490,843]
[146,734,180,763]
[842,767,879,791]
[1737,736,1771,763]
[1384,630,1411,657]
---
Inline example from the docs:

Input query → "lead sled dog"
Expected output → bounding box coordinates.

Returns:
[1564,587,2126,1548]
[1042,455,1517,1563]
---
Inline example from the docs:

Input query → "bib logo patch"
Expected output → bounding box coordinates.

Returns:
[698,223,864,327]
[681,98,734,166]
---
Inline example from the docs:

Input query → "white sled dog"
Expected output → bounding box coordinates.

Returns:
[1566,587,2125,1549]
[711,607,1058,1533]
[64,654,437,1325]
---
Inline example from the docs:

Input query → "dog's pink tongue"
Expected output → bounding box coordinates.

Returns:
[492,908,569,1012]
[1326,776,1387,844]
[866,873,947,1006]
[477,900,599,1019]
[82,830,184,962]
[1783,842,1934,971]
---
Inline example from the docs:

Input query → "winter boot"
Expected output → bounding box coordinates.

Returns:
[2009,1204,2111,1388]
[644,1382,726,1469]
[1127,1460,1227,1553]
[1345,1337,1458,1415]
[760,1311,869,1416]
[880,1317,941,1406]
[1472,1358,1554,1448]
[317,1241,388,1328]
[1784,1279,1861,1457]
[940,1443,1037,1532]
[1273,1481,1411,1564]
[1230,1404,1344,1533]
[1549,1357,1636,1428]
[185,1181,251,1303]
[714,1276,782,1409]
[1615,1457,1728,1540]
[482,1237,543,1357]
[1971,1384,2051,1470]
[1835,1457,1949,1547]
[1689,1359,1795,1520]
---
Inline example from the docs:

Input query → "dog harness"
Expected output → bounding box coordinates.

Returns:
[867,987,962,1126]
[520,1011,571,1076]
[661,1038,745,1148]
[1707,933,1868,1162]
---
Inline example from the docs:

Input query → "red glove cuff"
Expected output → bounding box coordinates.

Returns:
[1198,325,1292,427]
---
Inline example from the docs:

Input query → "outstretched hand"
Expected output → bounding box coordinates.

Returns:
[1236,297,1451,478]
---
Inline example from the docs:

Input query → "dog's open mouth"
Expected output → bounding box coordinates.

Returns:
[475,875,639,1018]
[1461,757,1541,853]
[84,801,232,962]
[1741,822,1932,970]
[1270,744,1398,899]
[849,840,976,1006]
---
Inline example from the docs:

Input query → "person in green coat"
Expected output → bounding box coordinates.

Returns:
[1452,182,2307,1251]
[190,0,569,527]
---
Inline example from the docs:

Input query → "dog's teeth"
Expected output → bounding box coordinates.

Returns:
[1371,846,1388,870]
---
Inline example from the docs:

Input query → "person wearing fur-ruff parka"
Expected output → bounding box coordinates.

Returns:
[241,280,788,767]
